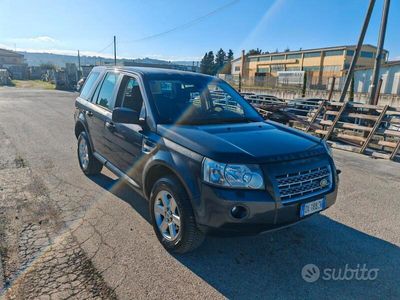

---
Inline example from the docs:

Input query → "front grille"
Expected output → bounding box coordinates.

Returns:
[275,166,332,203]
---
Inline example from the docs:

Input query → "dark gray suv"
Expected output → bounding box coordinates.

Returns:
[74,66,339,253]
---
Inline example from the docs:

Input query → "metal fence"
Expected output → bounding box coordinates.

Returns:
[221,73,344,92]
[242,93,400,162]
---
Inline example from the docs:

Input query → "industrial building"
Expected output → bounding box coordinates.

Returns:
[231,45,388,86]
[354,60,400,95]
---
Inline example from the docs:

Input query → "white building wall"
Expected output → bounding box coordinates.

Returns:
[231,60,241,75]
[354,63,400,95]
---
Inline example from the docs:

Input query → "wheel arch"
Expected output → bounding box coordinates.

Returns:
[144,162,189,199]
[74,118,96,152]
[74,120,86,138]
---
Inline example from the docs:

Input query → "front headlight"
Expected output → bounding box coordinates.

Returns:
[202,158,265,189]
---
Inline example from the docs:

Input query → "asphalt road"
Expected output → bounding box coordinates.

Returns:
[0,88,399,299]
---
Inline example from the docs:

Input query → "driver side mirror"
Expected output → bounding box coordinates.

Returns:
[112,107,140,124]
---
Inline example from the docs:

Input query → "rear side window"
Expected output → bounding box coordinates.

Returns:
[79,72,100,100]
[96,73,119,110]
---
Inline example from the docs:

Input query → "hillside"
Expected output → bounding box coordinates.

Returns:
[18,51,197,68]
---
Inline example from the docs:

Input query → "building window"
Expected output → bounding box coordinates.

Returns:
[271,55,285,61]
[303,52,320,58]
[271,64,285,71]
[346,50,355,56]
[286,67,302,71]
[287,53,301,59]
[259,56,270,61]
[234,66,240,71]
[325,50,343,56]
[257,67,269,73]
[361,51,374,58]
[248,57,259,62]
[303,66,320,71]
[323,65,340,71]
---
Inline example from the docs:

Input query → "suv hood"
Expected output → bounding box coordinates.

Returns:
[157,122,325,164]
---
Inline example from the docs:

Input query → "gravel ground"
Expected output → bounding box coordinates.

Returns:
[0,88,399,299]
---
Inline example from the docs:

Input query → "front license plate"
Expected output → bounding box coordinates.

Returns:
[300,198,325,217]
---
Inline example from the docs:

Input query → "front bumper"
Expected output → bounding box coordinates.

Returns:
[195,172,339,235]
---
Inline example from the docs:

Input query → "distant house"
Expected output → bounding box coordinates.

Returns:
[0,48,28,80]
[0,48,24,65]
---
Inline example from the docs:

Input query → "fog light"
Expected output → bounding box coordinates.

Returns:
[231,205,248,219]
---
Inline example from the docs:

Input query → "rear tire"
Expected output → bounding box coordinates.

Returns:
[77,131,103,175]
[149,175,205,254]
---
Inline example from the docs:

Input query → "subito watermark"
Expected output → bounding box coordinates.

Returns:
[301,264,379,283]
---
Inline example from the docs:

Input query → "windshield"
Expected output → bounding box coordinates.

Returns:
[146,76,263,125]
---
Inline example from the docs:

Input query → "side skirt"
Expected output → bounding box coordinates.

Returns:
[93,152,145,198]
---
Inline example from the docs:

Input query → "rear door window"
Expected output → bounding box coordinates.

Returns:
[79,71,100,100]
[95,72,119,110]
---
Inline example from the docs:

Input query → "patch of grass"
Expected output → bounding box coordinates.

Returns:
[11,80,55,90]
[14,155,27,168]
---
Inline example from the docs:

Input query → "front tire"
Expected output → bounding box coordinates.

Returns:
[149,175,205,254]
[77,131,103,175]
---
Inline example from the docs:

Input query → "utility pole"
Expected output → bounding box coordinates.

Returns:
[113,35,117,66]
[77,50,81,80]
[78,50,81,72]
[369,0,390,104]
[338,0,376,102]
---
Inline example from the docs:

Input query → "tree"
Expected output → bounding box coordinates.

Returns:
[227,49,234,61]
[220,49,234,74]
[246,48,262,56]
[200,52,209,74]
[207,51,215,75]
[215,48,226,73]
[200,51,215,75]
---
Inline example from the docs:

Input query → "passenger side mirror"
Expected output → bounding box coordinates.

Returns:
[112,107,140,124]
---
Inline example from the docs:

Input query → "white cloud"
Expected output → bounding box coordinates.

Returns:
[28,36,58,43]
[9,36,59,44]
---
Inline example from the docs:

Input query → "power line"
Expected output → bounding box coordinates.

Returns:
[96,41,114,54]
[120,0,239,43]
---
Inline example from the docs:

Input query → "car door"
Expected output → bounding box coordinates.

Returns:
[102,74,146,181]
[86,71,120,157]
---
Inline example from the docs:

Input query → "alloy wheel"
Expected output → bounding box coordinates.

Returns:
[153,190,181,241]
[78,137,89,170]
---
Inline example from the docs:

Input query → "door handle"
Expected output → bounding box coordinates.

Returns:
[105,121,115,130]
[86,110,93,117]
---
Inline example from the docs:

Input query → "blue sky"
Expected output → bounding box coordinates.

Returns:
[0,0,399,61]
